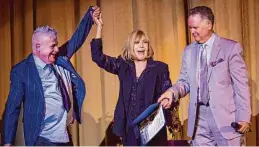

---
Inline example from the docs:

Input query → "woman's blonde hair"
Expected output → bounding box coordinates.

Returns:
[121,29,154,61]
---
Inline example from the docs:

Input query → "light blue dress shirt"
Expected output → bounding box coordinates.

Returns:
[33,55,69,143]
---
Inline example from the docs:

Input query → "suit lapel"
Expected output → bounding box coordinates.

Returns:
[140,58,157,80]
[143,59,158,105]
[191,43,199,87]
[123,58,158,111]
[122,64,134,117]
[26,54,45,100]
[207,35,221,82]
[55,56,80,78]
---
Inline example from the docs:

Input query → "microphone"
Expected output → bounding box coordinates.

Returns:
[231,122,251,132]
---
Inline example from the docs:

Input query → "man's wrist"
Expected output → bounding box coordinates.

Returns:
[168,87,175,95]
[168,87,178,101]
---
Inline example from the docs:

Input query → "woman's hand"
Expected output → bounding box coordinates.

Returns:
[93,13,103,39]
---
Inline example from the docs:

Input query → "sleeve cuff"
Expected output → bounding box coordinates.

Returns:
[169,86,179,102]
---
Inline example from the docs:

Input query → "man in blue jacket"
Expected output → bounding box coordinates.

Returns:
[3,6,100,146]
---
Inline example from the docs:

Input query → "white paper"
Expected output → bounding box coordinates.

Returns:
[139,106,165,145]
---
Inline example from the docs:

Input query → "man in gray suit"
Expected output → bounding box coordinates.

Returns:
[158,6,251,146]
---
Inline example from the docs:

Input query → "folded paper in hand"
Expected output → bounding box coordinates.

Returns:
[133,103,165,145]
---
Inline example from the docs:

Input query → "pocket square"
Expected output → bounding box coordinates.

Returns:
[210,58,224,67]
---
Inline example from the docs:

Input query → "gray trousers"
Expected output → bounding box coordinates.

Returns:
[191,105,244,146]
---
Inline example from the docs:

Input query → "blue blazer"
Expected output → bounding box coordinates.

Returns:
[3,7,94,146]
[91,39,172,139]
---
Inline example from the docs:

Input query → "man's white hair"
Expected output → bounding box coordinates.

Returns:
[32,25,58,50]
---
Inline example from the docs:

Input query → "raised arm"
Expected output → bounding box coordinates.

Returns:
[90,14,120,74]
[59,6,100,59]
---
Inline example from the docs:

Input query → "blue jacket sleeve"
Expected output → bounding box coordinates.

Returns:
[59,6,94,59]
[91,38,121,74]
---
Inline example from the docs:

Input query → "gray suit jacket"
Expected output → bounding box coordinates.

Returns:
[171,34,251,139]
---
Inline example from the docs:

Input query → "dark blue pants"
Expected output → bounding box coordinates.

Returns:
[34,136,72,146]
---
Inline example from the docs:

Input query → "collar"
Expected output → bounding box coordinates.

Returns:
[202,33,216,48]
[127,57,156,68]
[33,54,48,69]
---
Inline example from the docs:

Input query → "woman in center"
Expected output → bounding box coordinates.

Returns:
[91,15,172,146]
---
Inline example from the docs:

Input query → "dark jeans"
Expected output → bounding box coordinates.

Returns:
[34,136,72,146]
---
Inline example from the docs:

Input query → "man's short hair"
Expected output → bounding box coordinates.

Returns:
[33,25,57,37]
[31,25,58,50]
[189,6,214,25]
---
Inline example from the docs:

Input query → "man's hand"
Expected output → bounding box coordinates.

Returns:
[157,89,174,109]
[93,13,103,28]
[91,6,101,18]
[237,121,250,134]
